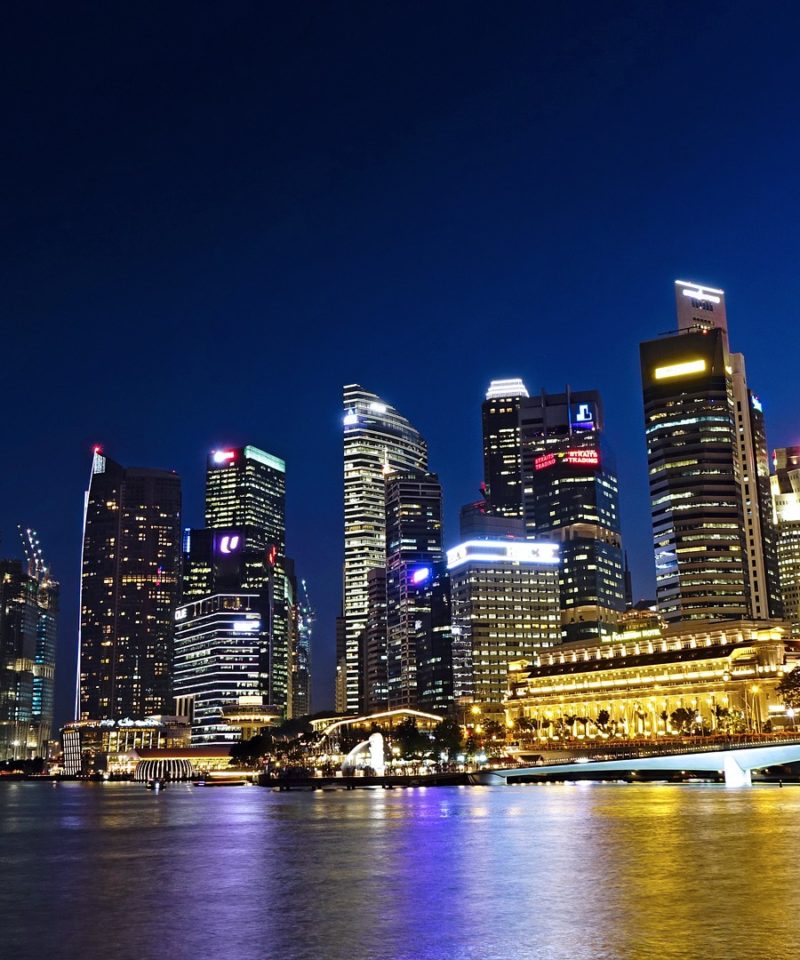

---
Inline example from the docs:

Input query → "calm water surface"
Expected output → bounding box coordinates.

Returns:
[1,781,799,960]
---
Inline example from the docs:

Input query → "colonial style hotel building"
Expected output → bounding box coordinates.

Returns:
[505,620,799,739]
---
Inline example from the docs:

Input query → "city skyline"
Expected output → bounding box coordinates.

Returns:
[6,4,800,728]
[7,9,800,960]
[4,294,796,729]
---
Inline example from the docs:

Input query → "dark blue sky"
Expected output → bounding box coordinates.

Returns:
[4,2,800,725]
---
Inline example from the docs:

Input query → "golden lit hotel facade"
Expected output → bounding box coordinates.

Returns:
[505,620,799,739]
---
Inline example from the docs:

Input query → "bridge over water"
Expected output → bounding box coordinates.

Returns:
[481,737,800,787]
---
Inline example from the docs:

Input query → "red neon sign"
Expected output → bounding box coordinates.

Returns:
[566,448,599,467]
[534,453,556,471]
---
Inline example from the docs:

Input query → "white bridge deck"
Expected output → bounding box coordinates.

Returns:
[482,738,800,787]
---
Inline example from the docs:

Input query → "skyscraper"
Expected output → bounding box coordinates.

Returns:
[730,354,782,619]
[384,471,444,708]
[78,449,181,720]
[447,539,561,713]
[342,385,427,712]
[18,528,58,755]
[180,445,289,721]
[173,593,264,744]
[0,534,58,759]
[772,447,800,633]
[363,567,388,713]
[639,281,781,624]
[520,389,626,642]
[204,446,285,553]
[291,578,314,718]
[482,378,529,517]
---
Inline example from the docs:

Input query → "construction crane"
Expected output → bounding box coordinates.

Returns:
[18,526,48,582]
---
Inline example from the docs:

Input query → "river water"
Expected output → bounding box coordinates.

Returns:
[1,781,798,960]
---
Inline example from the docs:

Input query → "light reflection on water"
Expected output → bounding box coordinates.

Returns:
[1,781,799,960]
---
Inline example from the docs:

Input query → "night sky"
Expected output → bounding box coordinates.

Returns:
[4,3,800,725]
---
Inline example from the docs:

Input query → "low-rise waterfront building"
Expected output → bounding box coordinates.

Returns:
[61,715,190,775]
[505,620,798,739]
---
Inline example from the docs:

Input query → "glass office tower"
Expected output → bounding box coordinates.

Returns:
[342,385,427,712]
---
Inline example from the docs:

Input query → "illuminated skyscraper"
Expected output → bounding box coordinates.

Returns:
[772,447,800,633]
[78,449,181,720]
[520,389,625,643]
[181,445,289,718]
[18,528,58,755]
[0,534,58,760]
[384,471,444,709]
[363,567,388,713]
[639,281,781,624]
[204,446,285,553]
[342,385,427,712]
[482,378,529,517]
[173,593,263,744]
[447,539,561,712]
[292,578,314,718]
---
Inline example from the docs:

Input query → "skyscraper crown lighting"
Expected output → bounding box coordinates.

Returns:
[485,378,529,400]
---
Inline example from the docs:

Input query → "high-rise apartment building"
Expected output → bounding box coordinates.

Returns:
[78,449,181,720]
[384,471,444,709]
[447,539,561,713]
[342,385,427,712]
[520,390,626,642]
[482,378,529,517]
[0,535,58,760]
[640,281,781,624]
[772,447,800,633]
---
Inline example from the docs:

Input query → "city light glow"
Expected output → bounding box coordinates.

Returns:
[410,566,432,585]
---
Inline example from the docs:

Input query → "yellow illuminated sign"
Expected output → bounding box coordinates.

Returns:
[654,359,707,380]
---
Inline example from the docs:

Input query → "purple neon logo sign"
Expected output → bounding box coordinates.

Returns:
[218,534,241,554]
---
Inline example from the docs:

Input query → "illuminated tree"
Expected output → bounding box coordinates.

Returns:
[777,668,800,710]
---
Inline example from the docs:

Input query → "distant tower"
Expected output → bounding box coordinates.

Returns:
[384,471,444,709]
[342,385,427,712]
[482,378,529,517]
[78,449,181,720]
[288,574,313,719]
[0,532,59,759]
[18,528,59,754]
[772,447,800,633]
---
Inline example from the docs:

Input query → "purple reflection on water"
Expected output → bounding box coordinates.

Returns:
[0,782,798,960]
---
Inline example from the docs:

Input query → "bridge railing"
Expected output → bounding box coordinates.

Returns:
[511,732,800,766]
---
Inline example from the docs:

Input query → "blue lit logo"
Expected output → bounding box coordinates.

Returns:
[572,402,594,429]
